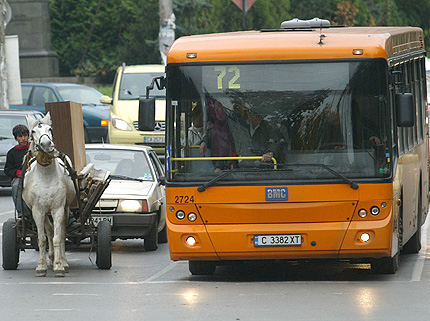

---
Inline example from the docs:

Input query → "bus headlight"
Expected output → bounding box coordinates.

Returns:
[358,209,368,218]
[176,210,185,220]
[360,232,371,242]
[186,236,196,246]
[370,206,380,215]
[188,212,197,222]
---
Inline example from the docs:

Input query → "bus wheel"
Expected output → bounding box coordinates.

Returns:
[402,191,422,254]
[371,253,399,274]
[189,261,216,275]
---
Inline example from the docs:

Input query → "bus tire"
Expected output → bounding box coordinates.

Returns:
[189,261,216,275]
[402,189,422,254]
[371,252,399,274]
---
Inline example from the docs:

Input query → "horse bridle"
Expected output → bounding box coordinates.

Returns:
[32,131,55,153]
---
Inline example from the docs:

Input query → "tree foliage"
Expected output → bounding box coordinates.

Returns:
[49,0,430,81]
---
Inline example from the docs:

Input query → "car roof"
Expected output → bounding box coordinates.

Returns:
[85,143,154,152]
[122,64,165,74]
[0,109,43,116]
[22,82,98,89]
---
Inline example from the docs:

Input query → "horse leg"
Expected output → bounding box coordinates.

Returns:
[61,208,70,273]
[52,208,66,277]
[45,216,54,266]
[33,209,48,277]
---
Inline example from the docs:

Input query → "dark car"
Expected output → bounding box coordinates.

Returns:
[0,109,44,187]
[10,83,109,143]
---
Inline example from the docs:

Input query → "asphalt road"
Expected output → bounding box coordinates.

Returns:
[1,186,430,321]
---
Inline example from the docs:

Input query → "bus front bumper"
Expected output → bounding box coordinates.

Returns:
[167,214,393,262]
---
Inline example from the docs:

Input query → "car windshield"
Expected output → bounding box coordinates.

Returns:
[0,115,28,139]
[57,86,104,105]
[86,148,154,181]
[167,60,391,183]
[119,72,166,100]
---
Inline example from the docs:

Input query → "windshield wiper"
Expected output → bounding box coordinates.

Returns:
[286,163,358,190]
[197,168,236,192]
[197,163,358,192]
[197,167,273,192]
[110,174,144,182]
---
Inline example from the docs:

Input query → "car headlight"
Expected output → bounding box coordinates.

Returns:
[112,118,132,131]
[0,155,6,162]
[117,200,148,212]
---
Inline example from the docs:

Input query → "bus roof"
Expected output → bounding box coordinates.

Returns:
[167,26,424,63]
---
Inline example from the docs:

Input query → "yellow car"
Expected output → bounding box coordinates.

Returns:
[101,64,166,160]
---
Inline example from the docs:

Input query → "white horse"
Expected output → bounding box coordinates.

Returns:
[22,112,76,277]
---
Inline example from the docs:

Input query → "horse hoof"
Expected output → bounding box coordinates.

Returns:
[36,269,47,277]
[54,270,65,277]
[64,265,70,273]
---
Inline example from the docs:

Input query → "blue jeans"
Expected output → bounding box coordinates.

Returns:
[11,177,31,218]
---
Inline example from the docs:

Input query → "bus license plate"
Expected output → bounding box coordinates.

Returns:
[92,216,113,226]
[254,234,301,247]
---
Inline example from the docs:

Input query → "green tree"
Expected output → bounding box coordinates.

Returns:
[49,0,430,80]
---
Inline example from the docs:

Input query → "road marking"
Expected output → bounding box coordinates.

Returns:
[143,261,179,283]
[34,309,73,312]
[53,293,99,296]
[410,213,430,282]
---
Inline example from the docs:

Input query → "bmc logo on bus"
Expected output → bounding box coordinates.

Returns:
[265,187,288,201]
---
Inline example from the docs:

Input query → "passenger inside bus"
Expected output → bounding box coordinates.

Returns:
[202,95,236,172]
[233,104,287,167]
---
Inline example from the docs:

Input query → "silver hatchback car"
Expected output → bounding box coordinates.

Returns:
[86,144,166,251]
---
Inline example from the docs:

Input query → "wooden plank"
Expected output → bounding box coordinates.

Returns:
[45,101,86,173]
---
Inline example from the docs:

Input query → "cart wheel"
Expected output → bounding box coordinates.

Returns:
[2,218,19,270]
[144,220,158,251]
[96,220,112,269]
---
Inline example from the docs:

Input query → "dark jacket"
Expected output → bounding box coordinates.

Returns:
[4,143,29,179]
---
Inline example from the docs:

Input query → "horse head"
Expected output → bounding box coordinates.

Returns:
[28,112,56,155]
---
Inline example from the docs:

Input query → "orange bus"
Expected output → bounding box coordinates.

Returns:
[150,19,429,275]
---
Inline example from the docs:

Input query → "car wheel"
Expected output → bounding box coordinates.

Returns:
[2,218,19,270]
[96,220,112,269]
[144,220,158,251]
[158,222,168,243]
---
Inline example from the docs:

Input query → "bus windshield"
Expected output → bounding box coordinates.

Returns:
[167,60,391,183]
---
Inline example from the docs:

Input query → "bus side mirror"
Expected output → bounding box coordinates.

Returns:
[138,97,155,131]
[396,93,414,127]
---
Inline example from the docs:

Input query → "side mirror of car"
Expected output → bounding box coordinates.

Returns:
[159,176,166,185]
[138,97,155,131]
[100,95,112,105]
[396,93,415,127]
